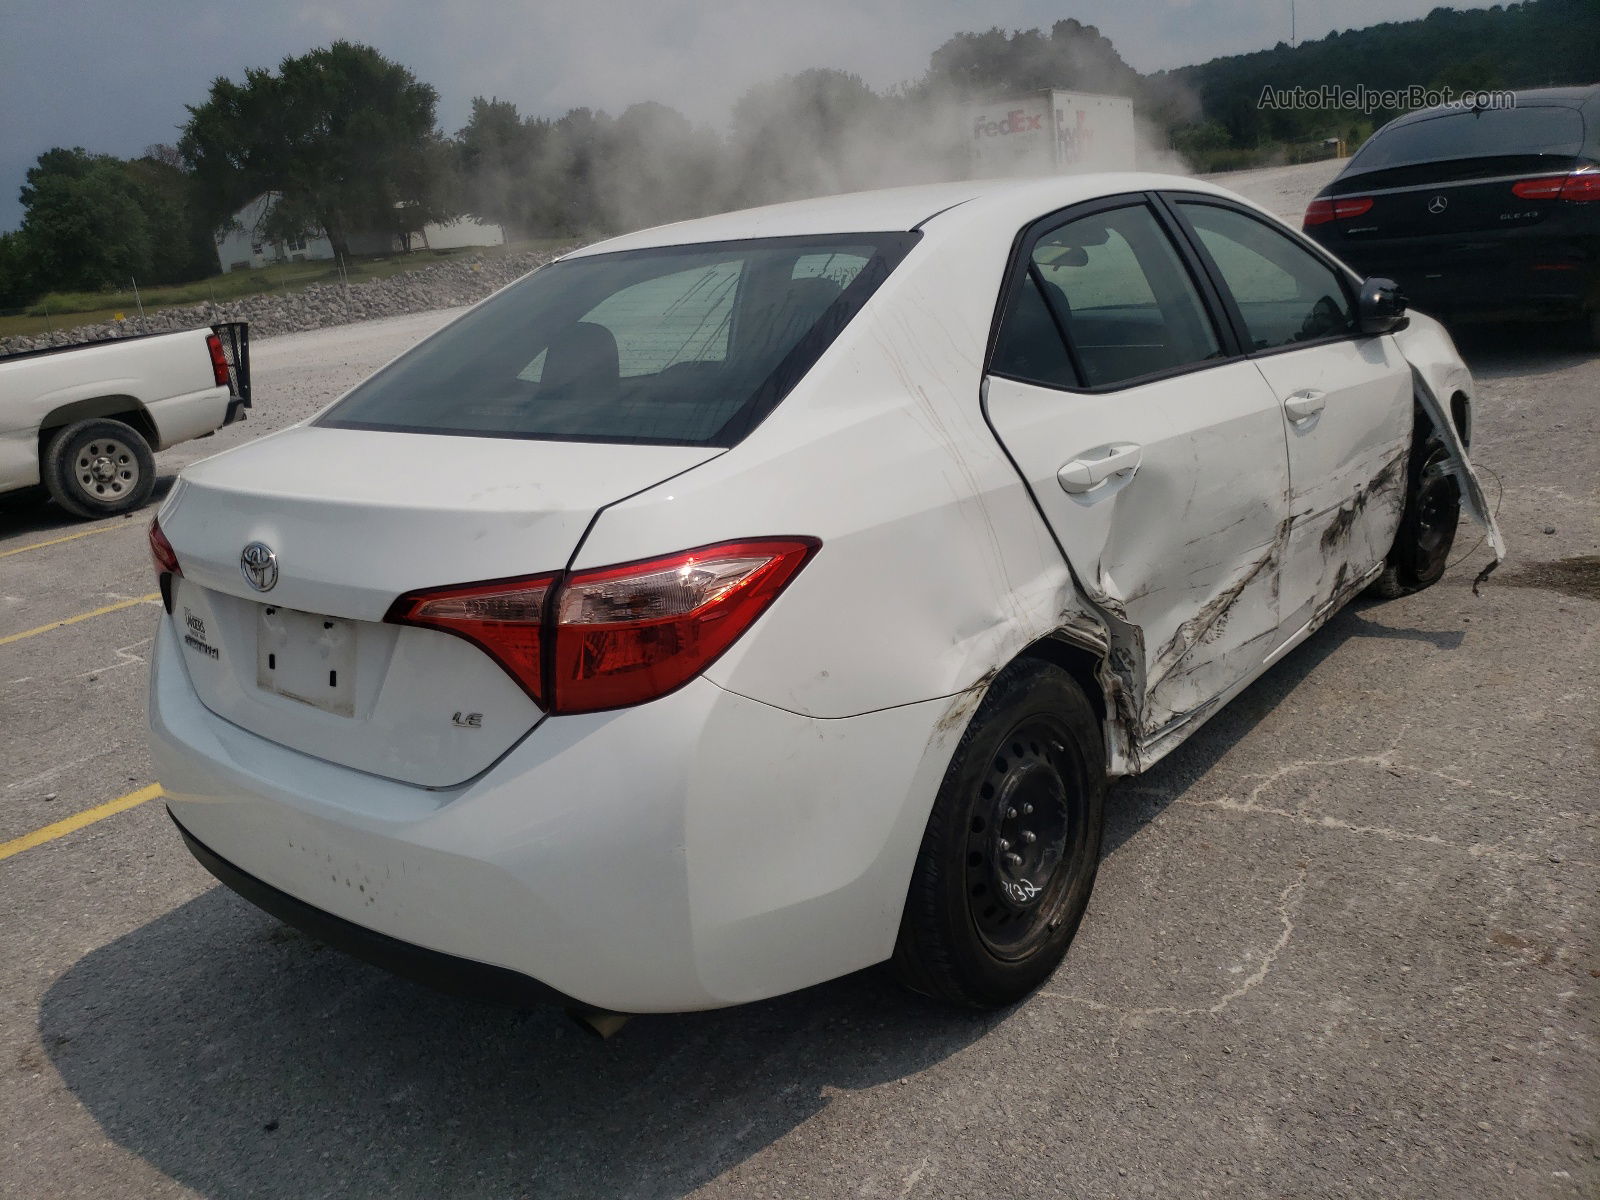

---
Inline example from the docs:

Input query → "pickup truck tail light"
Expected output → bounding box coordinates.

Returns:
[1303,195,1373,228]
[387,538,820,714]
[205,333,231,389]
[1511,171,1600,202]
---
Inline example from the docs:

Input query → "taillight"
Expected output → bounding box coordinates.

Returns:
[385,537,819,714]
[388,574,557,705]
[552,538,818,713]
[205,333,230,389]
[1512,171,1600,202]
[149,517,181,579]
[150,517,181,612]
[1303,195,1372,228]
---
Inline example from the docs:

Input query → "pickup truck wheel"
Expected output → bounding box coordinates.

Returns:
[893,660,1105,1009]
[42,419,156,519]
[1369,439,1460,599]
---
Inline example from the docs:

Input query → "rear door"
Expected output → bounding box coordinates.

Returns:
[1164,195,1412,645]
[983,196,1292,737]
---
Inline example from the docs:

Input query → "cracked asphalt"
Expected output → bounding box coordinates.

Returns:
[1,298,1596,1197]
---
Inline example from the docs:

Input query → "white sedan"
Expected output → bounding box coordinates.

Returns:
[147,173,1503,1022]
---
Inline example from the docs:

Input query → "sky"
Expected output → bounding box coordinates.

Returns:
[0,0,1506,233]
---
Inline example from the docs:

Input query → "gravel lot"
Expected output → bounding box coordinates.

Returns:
[1,163,1594,1199]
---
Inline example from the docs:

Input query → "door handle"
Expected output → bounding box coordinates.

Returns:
[1284,389,1327,421]
[1058,442,1142,494]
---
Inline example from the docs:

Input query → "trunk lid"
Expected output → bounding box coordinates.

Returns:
[1329,153,1586,239]
[159,425,719,786]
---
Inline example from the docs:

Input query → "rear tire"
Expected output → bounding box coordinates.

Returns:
[1581,309,1600,352]
[894,660,1106,1009]
[41,418,155,519]
[1369,437,1460,599]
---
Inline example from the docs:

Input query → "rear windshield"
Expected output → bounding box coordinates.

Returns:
[319,234,919,446]
[1346,105,1585,175]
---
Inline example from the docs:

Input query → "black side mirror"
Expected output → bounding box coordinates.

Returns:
[1358,276,1409,334]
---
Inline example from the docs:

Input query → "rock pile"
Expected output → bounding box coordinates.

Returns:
[0,247,571,357]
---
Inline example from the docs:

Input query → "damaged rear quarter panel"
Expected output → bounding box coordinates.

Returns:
[571,216,1117,736]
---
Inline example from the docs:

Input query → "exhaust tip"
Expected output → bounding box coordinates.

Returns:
[569,1008,630,1039]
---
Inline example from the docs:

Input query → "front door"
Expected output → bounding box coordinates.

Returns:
[983,198,1292,738]
[1165,196,1413,641]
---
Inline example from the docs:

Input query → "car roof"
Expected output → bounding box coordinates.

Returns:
[563,173,1246,257]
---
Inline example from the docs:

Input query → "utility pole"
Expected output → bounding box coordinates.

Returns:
[1291,0,1297,48]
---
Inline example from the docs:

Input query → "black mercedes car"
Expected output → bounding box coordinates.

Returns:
[1303,85,1600,345]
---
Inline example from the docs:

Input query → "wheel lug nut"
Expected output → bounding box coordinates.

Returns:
[997,838,1010,852]
[1006,807,1017,820]
[1023,804,1034,815]
[1022,831,1037,844]
[1006,853,1023,867]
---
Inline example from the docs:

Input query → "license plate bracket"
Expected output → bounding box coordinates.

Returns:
[256,605,357,717]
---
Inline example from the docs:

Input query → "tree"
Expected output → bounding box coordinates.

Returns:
[181,42,451,259]
[456,97,535,235]
[124,152,217,282]
[0,230,38,310]
[729,69,883,206]
[594,102,725,232]
[18,147,152,292]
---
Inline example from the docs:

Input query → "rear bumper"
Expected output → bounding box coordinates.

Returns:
[172,808,581,1010]
[1319,231,1600,320]
[148,618,955,1012]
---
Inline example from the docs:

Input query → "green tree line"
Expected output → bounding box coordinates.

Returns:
[2,0,1593,311]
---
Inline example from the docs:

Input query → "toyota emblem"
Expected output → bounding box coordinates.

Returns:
[1427,194,1449,214]
[240,541,279,592]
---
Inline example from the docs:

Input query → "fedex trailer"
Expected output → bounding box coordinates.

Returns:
[969,90,1137,176]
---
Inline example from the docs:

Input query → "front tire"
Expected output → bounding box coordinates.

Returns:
[894,660,1106,1009]
[41,418,156,519]
[1369,436,1461,599]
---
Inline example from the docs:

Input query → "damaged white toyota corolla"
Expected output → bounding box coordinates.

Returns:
[148,174,1504,1020]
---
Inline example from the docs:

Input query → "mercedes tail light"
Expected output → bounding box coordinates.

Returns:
[386,538,819,714]
[1303,195,1372,228]
[1512,171,1600,202]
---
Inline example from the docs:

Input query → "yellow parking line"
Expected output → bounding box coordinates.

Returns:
[0,522,133,559]
[0,593,161,647]
[0,783,163,862]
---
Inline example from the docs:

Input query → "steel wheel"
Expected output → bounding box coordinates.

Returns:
[42,418,156,519]
[895,659,1106,1009]
[1410,444,1460,584]
[963,717,1090,961]
[74,435,140,502]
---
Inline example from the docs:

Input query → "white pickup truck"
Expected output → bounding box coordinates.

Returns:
[0,322,251,518]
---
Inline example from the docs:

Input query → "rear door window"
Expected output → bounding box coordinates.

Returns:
[320,235,917,446]
[991,203,1222,389]
[1175,202,1355,350]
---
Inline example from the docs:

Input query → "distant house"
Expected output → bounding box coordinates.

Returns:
[215,193,505,272]
[215,194,335,272]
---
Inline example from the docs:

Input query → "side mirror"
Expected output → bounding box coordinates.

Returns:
[1358,276,1409,335]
